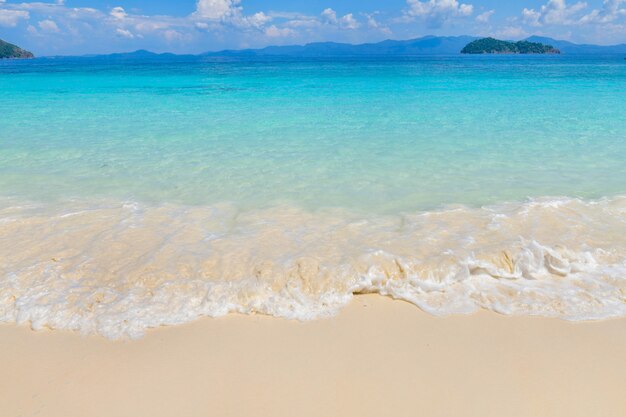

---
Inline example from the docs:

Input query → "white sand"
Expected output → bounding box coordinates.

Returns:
[2,295,626,417]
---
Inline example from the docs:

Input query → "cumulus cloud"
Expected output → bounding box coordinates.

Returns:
[340,13,360,29]
[321,8,338,24]
[405,0,474,26]
[580,0,626,23]
[0,9,29,27]
[475,9,495,23]
[521,8,542,25]
[102,5,191,42]
[115,28,134,38]
[3,2,100,19]
[247,12,272,28]
[365,12,380,28]
[283,16,320,29]
[321,8,360,29]
[38,19,59,33]
[163,29,187,42]
[192,0,276,31]
[364,12,392,35]
[265,25,294,37]
[110,6,127,20]
[522,0,588,26]
[519,0,626,33]
[195,0,241,20]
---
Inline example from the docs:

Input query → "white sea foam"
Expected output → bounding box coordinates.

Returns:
[1,196,625,339]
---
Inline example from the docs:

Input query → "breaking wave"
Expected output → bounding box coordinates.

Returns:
[1,196,625,339]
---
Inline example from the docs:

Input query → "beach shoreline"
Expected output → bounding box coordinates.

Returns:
[2,294,625,417]
[3,196,625,339]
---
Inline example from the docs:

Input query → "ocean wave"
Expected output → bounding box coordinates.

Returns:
[1,196,625,339]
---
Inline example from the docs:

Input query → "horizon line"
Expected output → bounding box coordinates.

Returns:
[17,34,626,59]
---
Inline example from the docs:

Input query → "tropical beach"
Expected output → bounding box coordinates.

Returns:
[2,0,626,415]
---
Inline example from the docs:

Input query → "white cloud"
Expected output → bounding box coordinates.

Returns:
[365,13,380,28]
[340,13,360,29]
[522,0,588,26]
[163,29,186,42]
[321,8,338,24]
[405,0,474,26]
[103,6,189,40]
[580,0,626,23]
[195,21,210,29]
[476,9,495,23]
[110,6,127,20]
[321,8,360,29]
[522,8,542,25]
[115,28,134,38]
[4,2,100,19]
[408,0,474,17]
[195,0,240,20]
[38,19,59,33]
[517,0,626,44]
[0,9,29,27]
[131,19,174,33]
[284,17,320,29]
[364,12,392,34]
[265,25,294,37]
[247,12,271,28]
[192,0,276,31]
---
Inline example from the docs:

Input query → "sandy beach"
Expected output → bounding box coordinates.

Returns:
[2,295,625,417]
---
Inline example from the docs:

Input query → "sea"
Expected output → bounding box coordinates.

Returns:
[1,54,625,338]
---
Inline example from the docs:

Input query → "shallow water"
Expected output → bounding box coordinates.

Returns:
[1,55,625,338]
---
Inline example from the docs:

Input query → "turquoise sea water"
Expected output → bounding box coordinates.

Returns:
[1,55,626,338]
[2,55,625,212]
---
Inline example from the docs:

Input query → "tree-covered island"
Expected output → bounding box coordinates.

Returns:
[0,39,34,59]
[461,38,561,54]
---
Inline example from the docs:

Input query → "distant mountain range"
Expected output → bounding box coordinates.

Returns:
[204,35,625,56]
[204,35,478,56]
[47,49,194,61]
[41,35,626,59]
[81,49,184,59]
[525,36,626,54]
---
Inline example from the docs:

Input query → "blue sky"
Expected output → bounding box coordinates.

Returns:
[1,0,625,55]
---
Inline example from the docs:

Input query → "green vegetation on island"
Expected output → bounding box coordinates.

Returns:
[461,38,560,54]
[0,39,34,59]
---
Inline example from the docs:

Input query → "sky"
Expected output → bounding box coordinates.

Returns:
[0,0,625,55]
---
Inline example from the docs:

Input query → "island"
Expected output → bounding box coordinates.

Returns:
[461,37,560,54]
[0,39,34,59]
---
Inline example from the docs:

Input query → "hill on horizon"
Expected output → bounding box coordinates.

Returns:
[35,35,626,59]
[204,35,478,57]
[202,35,625,57]
[0,39,34,59]
[525,36,626,54]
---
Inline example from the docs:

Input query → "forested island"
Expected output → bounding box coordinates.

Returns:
[461,38,560,54]
[0,39,34,59]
